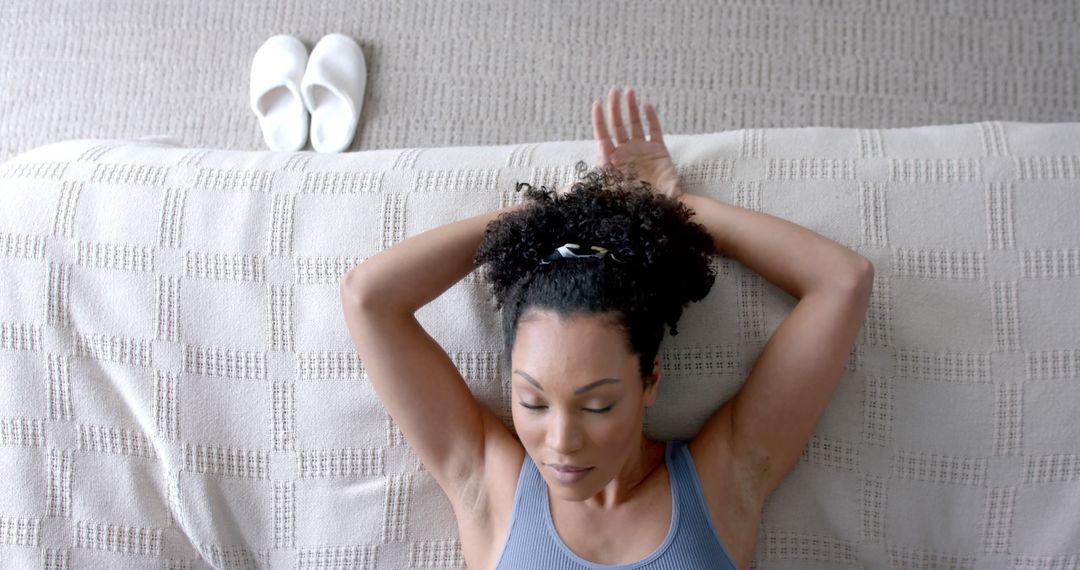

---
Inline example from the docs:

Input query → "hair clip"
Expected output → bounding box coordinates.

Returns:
[540,243,627,265]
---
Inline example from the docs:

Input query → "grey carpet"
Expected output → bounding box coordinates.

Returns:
[1,0,1077,165]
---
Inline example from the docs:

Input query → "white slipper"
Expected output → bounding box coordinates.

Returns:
[250,35,309,152]
[301,34,366,153]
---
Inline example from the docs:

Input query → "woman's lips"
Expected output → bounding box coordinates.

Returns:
[550,465,590,472]
[549,465,594,483]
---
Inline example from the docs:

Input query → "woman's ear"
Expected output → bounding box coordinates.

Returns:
[644,354,661,407]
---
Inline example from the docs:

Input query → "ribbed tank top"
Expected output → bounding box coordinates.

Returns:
[492,439,739,569]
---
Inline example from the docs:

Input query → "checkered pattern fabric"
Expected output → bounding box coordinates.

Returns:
[0,123,1078,568]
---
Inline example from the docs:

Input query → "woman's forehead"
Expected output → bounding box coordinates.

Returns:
[517,309,621,338]
[510,310,634,378]
[513,318,625,359]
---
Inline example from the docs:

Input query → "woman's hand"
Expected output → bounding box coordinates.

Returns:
[592,86,685,201]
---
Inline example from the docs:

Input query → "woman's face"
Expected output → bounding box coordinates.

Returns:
[510,309,659,492]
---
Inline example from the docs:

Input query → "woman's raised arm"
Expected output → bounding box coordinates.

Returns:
[342,201,526,314]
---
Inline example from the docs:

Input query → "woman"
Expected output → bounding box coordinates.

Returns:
[341,87,874,569]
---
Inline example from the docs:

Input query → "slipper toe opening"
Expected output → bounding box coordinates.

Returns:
[255,86,308,152]
[308,84,358,153]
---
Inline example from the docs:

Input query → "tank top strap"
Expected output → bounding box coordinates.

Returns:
[493,440,740,569]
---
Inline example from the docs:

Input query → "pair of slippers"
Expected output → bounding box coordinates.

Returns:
[250,34,367,153]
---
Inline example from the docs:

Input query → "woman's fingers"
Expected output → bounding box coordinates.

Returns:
[595,86,659,164]
[626,87,645,141]
[644,102,664,145]
[607,87,630,144]
[592,100,615,164]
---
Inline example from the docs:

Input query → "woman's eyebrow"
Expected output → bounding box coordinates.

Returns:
[513,369,621,394]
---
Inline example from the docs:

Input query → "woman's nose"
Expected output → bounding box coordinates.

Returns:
[545,413,584,452]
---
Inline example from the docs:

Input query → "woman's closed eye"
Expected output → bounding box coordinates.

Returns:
[519,402,614,414]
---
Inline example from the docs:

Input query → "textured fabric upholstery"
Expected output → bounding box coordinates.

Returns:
[0,123,1078,568]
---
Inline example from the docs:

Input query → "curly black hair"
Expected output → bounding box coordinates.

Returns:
[473,161,717,388]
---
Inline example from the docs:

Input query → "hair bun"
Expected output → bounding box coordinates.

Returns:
[474,162,716,377]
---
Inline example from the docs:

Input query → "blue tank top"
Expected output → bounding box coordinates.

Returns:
[493,439,739,569]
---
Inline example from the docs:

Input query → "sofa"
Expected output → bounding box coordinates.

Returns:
[0,122,1078,569]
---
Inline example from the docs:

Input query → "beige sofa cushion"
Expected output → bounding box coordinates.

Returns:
[0,122,1078,568]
